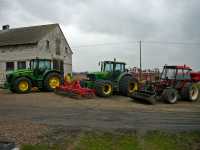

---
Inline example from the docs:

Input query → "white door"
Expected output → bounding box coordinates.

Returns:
[0,62,6,86]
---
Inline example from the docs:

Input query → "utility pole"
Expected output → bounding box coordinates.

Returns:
[139,40,142,81]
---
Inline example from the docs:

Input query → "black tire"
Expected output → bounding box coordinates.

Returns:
[181,83,199,102]
[43,72,63,91]
[119,76,138,96]
[162,88,179,104]
[95,80,113,97]
[13,77,32,94]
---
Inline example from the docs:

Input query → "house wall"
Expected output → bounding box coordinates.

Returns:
[38,26,72,74]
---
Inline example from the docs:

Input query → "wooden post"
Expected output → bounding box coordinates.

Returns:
[139,40,142,81]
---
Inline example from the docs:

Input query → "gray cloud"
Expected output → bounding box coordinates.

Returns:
[0,0,200,71]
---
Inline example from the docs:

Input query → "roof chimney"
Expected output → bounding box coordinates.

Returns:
[2,25,10,30]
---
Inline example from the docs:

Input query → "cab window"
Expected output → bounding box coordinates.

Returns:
[115,64,125,72]
[39,60,51,70]
[104,63,113,72]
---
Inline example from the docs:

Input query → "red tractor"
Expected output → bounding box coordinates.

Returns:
[131,65,200,104]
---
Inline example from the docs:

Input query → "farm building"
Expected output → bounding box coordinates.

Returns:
[0,24,73,86]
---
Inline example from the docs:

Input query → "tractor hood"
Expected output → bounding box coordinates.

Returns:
[6,69,33,82]
[87,72,111,80]
[6,69,33,75]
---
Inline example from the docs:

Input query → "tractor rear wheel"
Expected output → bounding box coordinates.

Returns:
[43,72,62,91]
[181,83,199,102]
[95,80,113,97]
[13,77,32,94]
[119,76,138,96]
[162,88,178,104]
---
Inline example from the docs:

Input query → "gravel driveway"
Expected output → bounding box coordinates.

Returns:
[0,89,200,131]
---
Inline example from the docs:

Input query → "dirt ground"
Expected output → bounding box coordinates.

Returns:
[0,88,200,129]
[0,89,200,145]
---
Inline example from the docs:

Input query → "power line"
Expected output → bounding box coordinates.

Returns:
[143,41,200,45]
[71,40,200,48]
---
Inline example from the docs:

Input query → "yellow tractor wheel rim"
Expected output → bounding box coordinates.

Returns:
[18,81,29,92]
[103,84,112,95]
[49,77,60,89]
[128,82,138,93]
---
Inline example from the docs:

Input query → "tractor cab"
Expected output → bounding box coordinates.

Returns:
[100,61,127,80]
[161,65,192,81]
[30,59,51,77]
[101,61,126,73]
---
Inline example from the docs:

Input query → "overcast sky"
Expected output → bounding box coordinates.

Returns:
[1,0,200,72]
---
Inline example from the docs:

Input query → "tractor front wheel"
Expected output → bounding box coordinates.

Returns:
[95,80,113,97]
[162,88,179,104]
[13,77,32,94]
[119,76,138,96]
[44,72,63,91]
[181,83,199,102]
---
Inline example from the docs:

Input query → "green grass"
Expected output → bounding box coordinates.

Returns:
[75,132,141,150]
[21,131,200,150]
[21,144,49,150]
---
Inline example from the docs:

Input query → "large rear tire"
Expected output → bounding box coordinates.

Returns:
[181,83,199,102]
[119,76,138,96]
[95,80,113,97]
[43,72,63,91]
[162,88,179,104]
[13,77,32,94]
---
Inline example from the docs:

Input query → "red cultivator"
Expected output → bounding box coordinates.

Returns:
[55,80,96,99]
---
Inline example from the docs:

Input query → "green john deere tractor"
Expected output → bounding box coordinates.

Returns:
[81,60,138,97]
[5,59,63,93]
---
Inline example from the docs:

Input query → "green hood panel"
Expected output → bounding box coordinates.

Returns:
[87,72,111,80]
[7,69,33,75]
[6,69,34,80]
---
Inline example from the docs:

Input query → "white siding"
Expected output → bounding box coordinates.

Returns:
[0,45,38,61]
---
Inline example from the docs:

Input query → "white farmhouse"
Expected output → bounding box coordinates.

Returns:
[0,24,73,86]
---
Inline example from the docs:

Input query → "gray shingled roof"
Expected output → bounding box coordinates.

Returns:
[0,24,58,47]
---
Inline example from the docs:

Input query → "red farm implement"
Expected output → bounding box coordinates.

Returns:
[55,80,96,99]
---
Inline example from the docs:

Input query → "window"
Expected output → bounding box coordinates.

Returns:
[53,59,64,72]
[55,38,61,55]
[161,68,176,79]
[6,62,14,71]
[104,63,114,72]
[38,60,51,70]
[53,59,59,70]
[65,47,69,54]
[17,61,26,69]
[46,40,50,50]
[115,64,125,72]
